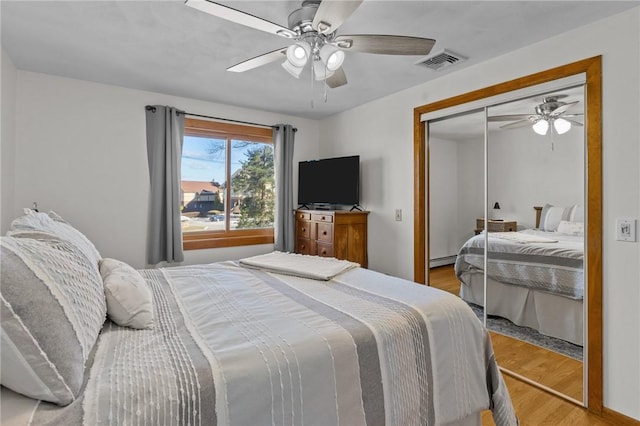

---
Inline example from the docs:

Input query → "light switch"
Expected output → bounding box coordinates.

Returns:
[616,218,637,242]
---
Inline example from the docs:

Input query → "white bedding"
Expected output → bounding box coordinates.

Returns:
[1,257,517,426]
[455,229,584,345]
[456,229,584,299]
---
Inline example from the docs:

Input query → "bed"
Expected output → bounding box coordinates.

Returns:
[1,209,517,426]
[454,205,585,346]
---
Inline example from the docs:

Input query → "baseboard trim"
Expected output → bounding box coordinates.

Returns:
[429,256,456,268]
[601,407,640,425]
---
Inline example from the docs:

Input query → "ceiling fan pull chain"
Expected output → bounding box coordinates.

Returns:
[323,65,329,103]
[310,61,315,109]
[323,79,328,103]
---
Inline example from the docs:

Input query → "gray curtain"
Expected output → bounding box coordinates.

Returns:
[273,124,296,252]
[145,105,185,265]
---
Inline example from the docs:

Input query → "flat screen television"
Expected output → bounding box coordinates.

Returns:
[298,155,360,208]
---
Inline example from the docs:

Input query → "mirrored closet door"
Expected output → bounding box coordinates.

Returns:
[484,87,585,403]
[420,63,599,407]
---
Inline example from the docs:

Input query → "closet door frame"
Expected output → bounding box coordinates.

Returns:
[412,56,602,413]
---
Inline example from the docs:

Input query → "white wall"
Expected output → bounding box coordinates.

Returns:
[1,49,17,233]
[9,71,320,268]
[488,125,584,229]
[320,7,640,420]
[428,136,483,261]
[428,137,459,260]
[456,138,484,239]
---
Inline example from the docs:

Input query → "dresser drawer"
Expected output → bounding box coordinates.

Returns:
[317,222,333,242]
[296,238,312,255]
[296,221,311,239]
[316,243,334,257]
[296,212,310,221]
[311,213,333,223]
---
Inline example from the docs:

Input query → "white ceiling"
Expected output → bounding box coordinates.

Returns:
[1,1,636,119]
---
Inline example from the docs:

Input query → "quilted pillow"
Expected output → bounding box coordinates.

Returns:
[557,220,585,236]
[0,235,106,405]
[9,208,101,267]
[569,205,584,223]
[99,258,154,329]
[538,204,573,232]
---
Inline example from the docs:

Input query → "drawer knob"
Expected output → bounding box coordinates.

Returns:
[321,249,326,254]
[322,231,327,235]
[301,227,306,232]
[301,245,305,249]
[321,216,326,220]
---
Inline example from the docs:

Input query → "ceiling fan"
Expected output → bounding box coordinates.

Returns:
[488,94,583,135]
[185,0,436,88]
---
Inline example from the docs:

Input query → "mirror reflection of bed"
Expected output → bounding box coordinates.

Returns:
[455,206,584,401]
[426,84,586,404]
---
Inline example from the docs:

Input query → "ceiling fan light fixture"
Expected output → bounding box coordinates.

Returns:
[286,42,311,67]
[282,59,304,78]
[313,59,335,80]
[319,44,345,71]
[554,118,572,134]
[532,119,549,135]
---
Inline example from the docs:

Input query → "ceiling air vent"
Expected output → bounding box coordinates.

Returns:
[415,49,466,71]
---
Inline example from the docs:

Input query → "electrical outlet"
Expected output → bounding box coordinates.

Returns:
[616,218,637,242]
[395,209,402,221]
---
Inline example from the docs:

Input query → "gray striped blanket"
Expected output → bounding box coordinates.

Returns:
[19,261,516,425]
[455,230,584,300]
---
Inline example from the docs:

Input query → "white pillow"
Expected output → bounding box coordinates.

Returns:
[557,220,585,236]
[99,258,154,330]
[538,204,573,232]
[9,209,101,267]
[569,205,584,223]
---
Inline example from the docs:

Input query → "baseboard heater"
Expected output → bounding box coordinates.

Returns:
[429,255,457,268]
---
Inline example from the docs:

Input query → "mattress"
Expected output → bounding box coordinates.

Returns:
[1,258,516,426]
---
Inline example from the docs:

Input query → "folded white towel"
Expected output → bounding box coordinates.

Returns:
[239,251,359,280]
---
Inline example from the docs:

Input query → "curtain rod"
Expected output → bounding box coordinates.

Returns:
[145,105,297,132]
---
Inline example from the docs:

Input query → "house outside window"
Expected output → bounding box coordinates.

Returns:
[181,118,274,250]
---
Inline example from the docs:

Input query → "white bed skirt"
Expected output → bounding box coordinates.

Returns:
[459,272,584,346]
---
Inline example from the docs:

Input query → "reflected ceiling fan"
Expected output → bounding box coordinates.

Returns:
[488,94,583,135]
[185,0,436,88]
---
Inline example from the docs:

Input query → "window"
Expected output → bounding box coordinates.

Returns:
[181,118,274,250]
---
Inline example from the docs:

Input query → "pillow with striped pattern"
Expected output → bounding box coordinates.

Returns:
[0,234,106,405]
[538,204,574,232]
[8,208,101,267]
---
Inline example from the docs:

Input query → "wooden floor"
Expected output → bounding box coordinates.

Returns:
[429,265,610,425]
[481,374,614,425]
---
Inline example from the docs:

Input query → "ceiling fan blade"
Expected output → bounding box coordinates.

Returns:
[488,114,535,122]
[326,67,347,88]
[227,47,287,72]
[312,0,363,35]
[334,35,435,55]
[565,118,584,127]
[550,100,579,117]
[500,119,535,130]
[185,0,296,39]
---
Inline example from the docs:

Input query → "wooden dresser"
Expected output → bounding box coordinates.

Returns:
[294,209,369,268]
